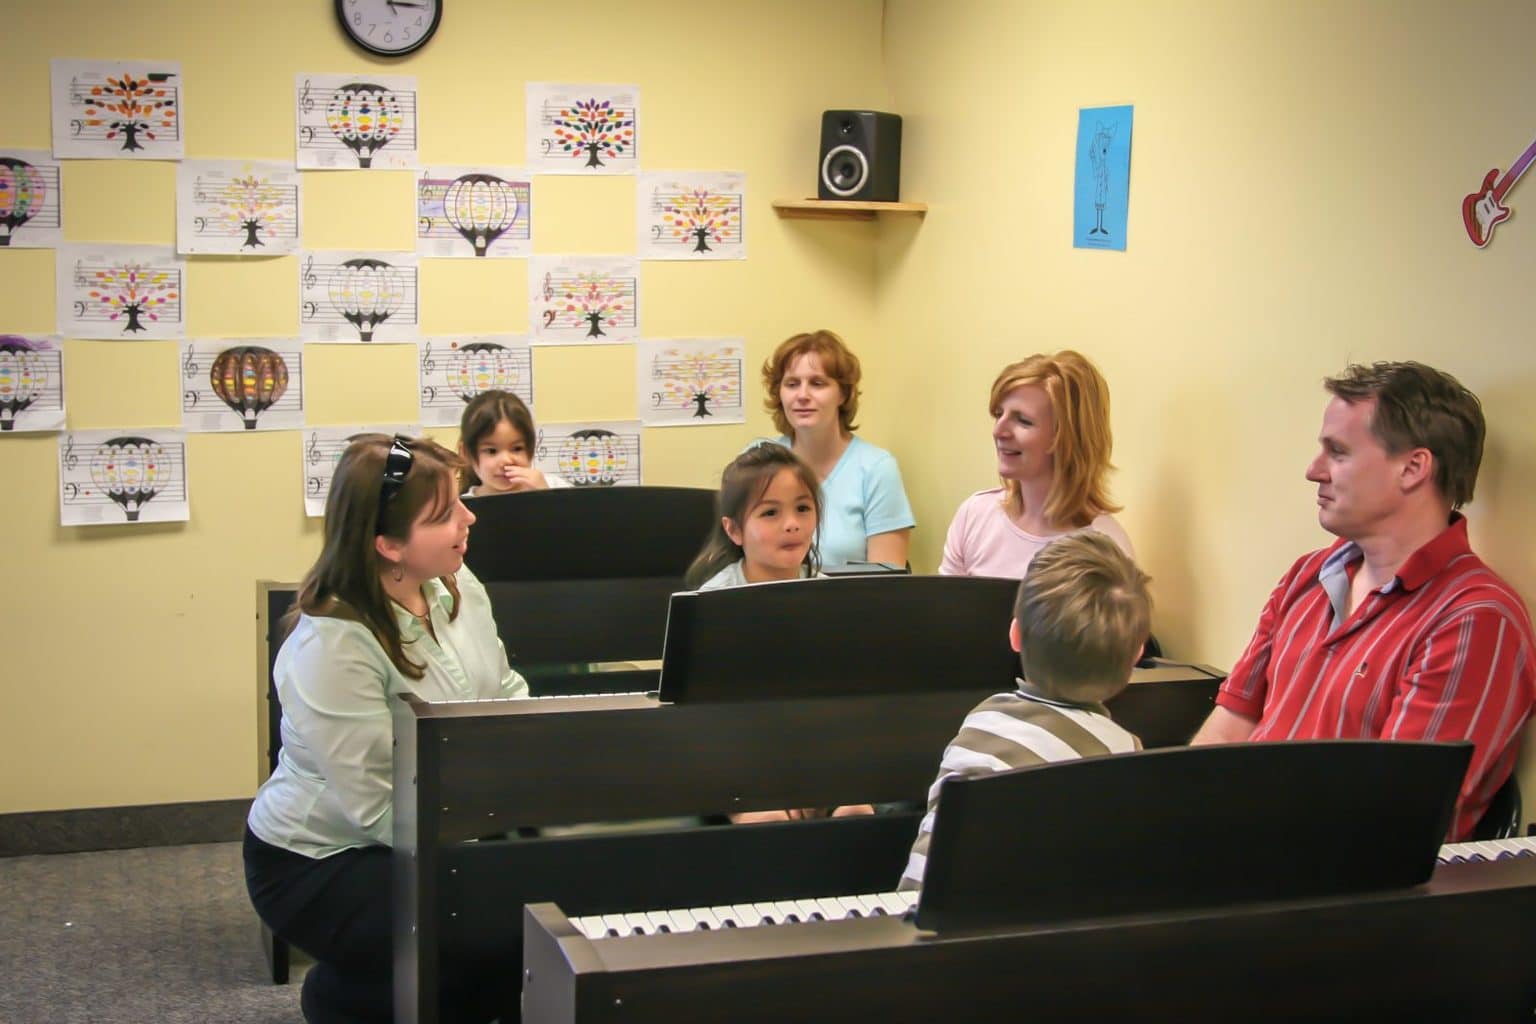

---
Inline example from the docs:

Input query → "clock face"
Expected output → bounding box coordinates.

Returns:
[335,0,442,57]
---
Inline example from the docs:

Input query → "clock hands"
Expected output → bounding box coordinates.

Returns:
[385,0,427,11]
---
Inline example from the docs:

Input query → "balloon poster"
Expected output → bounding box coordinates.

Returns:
[637,171,746,260]
[295,73,420,171]
[529,255,640,346]
[0,150,64,249]
[181,340,304,432]
[176,160,302,256]
[636,338,745,427]
[302,423,420,517]
[526,83,639,175]
[0,334,65,433]
[51,59,183,161]
[59,429,189,526]
[299,250,419,343]
[534,420,643,487]
[418,335,533,427]
[416,166,533,258]
[57,244,186,341]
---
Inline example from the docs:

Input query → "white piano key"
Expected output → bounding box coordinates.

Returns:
[646,911,675,934]
[817,897,853,920]
[710,904,742,927]
[878,892,916,916]
[690,907,722,930]
[600,913,628,938]
[623,912,654,936]
[836,895,869,918]
[794,899,825,922]
[772,900,804,923]
[572,915,606,939]
[755,901,785,924]
[666,910,698,933]
[856,893,889,916]
[732,903,764,927]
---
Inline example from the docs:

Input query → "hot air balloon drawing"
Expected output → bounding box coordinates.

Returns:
[558,429,629,487]
[0,158,46,247]
[329,258,404,341]
[442,174,519,257]
[210,346,289,430]
[445,342,520,402]
[0,336,49,430]
[90,436,170,521]
[325,83,404,168]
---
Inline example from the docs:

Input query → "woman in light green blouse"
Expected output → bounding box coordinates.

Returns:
[244,434,526,1024]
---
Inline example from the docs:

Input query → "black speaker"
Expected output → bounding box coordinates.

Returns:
[818,110,902,202]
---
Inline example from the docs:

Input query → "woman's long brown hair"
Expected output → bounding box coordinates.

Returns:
[283,434,465,679]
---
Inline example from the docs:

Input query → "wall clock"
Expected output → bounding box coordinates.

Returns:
[335,0,442,57]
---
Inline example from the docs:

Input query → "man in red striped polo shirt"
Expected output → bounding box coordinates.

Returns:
[1193,362,1534,841]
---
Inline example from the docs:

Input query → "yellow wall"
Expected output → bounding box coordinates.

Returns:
[874,0,1536,799]
[7,0,1536,815]
[0,0,889,813]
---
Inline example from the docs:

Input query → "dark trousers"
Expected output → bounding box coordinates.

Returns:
[243,826,519,1023]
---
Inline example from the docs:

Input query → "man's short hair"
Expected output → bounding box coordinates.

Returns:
[1013,532,1152,704]
[1323,362,1485,509]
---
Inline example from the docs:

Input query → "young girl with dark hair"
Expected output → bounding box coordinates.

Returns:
[457,389,570,496]
[685,443,824,591]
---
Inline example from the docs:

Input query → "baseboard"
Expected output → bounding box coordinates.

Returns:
[0,798,249,857]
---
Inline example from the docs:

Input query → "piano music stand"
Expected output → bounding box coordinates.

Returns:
[916,739,1471,933]
[657,575,1021,702]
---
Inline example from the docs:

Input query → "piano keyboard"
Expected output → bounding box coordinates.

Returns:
[437,691,650,704]
[570,892,919,939]
[566,837,1536,941]
[1437,834,1536,864]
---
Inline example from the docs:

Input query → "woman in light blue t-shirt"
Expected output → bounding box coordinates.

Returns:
[760,329,915,568]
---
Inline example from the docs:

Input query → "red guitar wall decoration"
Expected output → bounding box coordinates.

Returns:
[1463,133,1536,248]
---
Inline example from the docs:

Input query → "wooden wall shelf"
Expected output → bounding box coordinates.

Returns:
[772,199,928,221]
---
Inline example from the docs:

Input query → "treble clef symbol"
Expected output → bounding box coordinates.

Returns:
[535,430,547,461]
[306,434,321,466]
[420,341,436,373]
[62,437,78,470]
[182,348,198,379]
[303,255,318,289]
[299,79,314,115]
[541,272,554,302]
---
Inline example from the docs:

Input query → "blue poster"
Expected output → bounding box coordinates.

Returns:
[1073,105,1134,251]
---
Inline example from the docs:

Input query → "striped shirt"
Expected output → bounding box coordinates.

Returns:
[1218,515,1535,841]
[898,685,1140,891]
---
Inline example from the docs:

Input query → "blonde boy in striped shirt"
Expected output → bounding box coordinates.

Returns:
[900,532,1152,892]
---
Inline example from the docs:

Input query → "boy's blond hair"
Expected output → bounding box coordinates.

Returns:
[1013,532,1151,704]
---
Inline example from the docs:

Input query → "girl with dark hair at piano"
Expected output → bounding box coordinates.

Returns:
[685,442,827,590]
[243,435,528,1024]
[457,388,571,495]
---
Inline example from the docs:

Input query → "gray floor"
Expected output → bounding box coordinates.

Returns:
[0,841,305,1024]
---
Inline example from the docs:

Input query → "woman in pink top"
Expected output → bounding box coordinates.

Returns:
[939,351,1133,578]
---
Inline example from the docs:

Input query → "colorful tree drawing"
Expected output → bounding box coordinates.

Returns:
[446,342,520,402]
[210,346,289,429]
[213,175,286,249]
[90,436,169,521]
[662,188,739,253]
[82,73,177,153]
[87,263,178,334]
[328,258,404,341]
[558,272,627,338]
[658,349,740,418]
[0,336,49,430]
[558,429,629,486]
[550,99,634,169]
[325,83,403,168]
[0,158,45,246]
[443,174,518,257]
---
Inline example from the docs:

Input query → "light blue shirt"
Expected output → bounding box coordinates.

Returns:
[247,565,527,858]
[775,435,916,568]
[697,559,823,591]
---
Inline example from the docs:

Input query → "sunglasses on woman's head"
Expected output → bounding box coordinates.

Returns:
[376,436,413,534]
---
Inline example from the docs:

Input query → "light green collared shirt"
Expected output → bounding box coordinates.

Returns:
[248,565,528,859]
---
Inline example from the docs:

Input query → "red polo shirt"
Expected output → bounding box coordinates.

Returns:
[1218,516,1535,841]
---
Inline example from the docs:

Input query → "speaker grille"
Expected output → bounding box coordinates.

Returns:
[820,144,869,198]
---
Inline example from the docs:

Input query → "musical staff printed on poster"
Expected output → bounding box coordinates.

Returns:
[418,335,533,427]
[181,339,304,433]
[534,420,643,488]
[299,250,419,343]
[638,172,746,260]
[57,244,185,340]
[59,428,189,526]
[296,74,420,170]
[0,334,65,433]
[51,59,183,160]
[529,255,639,346]
[526,83,638,175]
[637,338,745,426]
[176,161,301,255]
[302,423,420,517]
[417,166,532,259]
[0,150,65,248]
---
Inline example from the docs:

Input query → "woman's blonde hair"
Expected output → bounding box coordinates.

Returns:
[761,330,861,437]
[284,434,465,679]
[990,350,1119,528]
